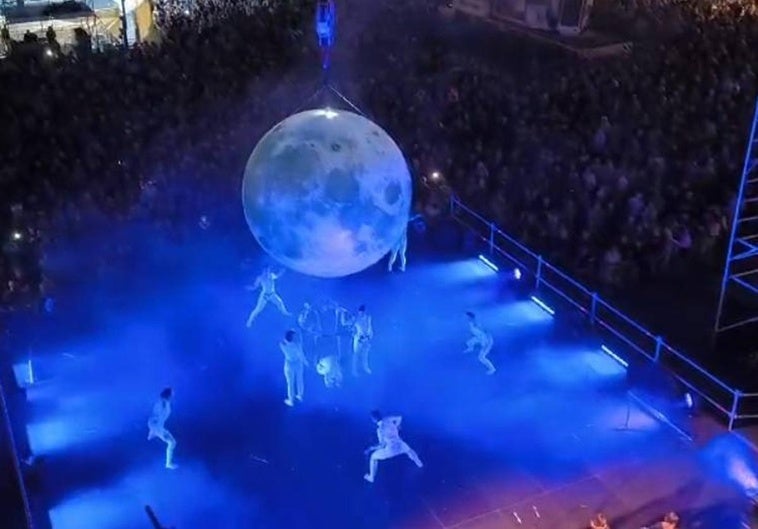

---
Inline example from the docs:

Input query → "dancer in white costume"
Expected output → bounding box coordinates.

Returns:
[147,387,178,469]
[350,305,373,376]
[364,410,423,483]
[321,300,351,358]
[464,311,496,374]
[316,354,343,388]
[280,329,308,407]
[297,302,322,362]
[246,265,290,326]
[387,213,423,272]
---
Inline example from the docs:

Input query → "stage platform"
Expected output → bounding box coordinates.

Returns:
[4,218,755,529]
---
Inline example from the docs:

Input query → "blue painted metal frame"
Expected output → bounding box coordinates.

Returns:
[448,192,755,429]
[714,98,758,333]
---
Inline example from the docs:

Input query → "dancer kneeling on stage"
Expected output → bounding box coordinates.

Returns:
[464,311,496,375]
[147,387,178,469]
[316,354,343,388]
[364,410,423,483]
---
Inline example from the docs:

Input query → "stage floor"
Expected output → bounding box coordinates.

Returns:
[7,222,753,529]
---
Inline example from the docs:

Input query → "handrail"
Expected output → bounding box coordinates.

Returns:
[0,379,34,529]
[447,193,746,428]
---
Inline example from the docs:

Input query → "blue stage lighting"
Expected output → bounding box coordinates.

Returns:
[477,254,499,272]
[513,268,521,280]
[530,296,554,316]
[600,344,628,368]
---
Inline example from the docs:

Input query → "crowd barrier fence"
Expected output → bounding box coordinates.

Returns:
[0,377,34,529]
[448,193,758,430]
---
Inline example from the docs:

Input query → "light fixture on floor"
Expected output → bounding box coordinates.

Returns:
[477,254,499,272]
[530,296,554,316]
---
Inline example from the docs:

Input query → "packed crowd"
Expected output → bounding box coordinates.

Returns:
[0,0,756,311]
[351,0,757,288]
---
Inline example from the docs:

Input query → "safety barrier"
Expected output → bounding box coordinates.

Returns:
[449,193,756,430]
[0,378,34,529]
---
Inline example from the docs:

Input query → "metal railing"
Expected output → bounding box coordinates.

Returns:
[449,193,758,430]
[0,378,34,529]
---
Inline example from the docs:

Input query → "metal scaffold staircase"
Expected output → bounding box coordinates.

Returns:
[714,98,758,339]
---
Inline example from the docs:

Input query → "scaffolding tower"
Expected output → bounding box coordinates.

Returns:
[714,98,758,340]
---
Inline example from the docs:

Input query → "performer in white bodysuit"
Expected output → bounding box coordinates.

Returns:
[464,311,496,374]
[147,387,178,469]
[350,305,373,376]
[246,265,291,326]
[364,410,423,483]
[280,329,307,407]
[387,214,423,272]
[297,302,322,362]
[316,354,343,388]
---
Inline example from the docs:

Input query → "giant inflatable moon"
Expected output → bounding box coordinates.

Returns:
[242,109,413,278]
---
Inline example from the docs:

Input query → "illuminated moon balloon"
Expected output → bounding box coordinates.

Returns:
[242,109,412,278]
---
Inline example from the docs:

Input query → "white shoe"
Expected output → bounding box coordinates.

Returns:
[364,474,374,483]
[486,368,496,375]
[166,463,178,470]
[284,399,294,407]
[296,395,303,402]
[364,367,372,375]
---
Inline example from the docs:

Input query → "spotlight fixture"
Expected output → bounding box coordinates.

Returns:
[601,344,628,368]
[477,254,499,272]
[530,296,555,316]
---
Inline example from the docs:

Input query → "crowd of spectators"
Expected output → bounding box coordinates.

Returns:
[350,0,757,290]
[0,0,756,312]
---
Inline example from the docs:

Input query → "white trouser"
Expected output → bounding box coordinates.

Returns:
[352,335,371,375]
[284,361,304,401]
[467,336,495,372]
[387,236,408,271]
[367,439,423,480]
[248,291,288,324]
[148,423,176,466]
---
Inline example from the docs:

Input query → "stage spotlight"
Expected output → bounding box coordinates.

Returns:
[315,108,338,119]
[513,268,521,280]
[477,254,499,272]
[430,171,440,180]
[13,360,34,388]
[28,358,35,385]
[11,231,22,241]
[530,296,555,316]
[601,344,628,368]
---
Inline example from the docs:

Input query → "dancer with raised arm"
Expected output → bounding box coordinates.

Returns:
[147,387,178,470]
[246,265,291,326]
[280,329,308,407]
[364,410,423,483]
[464,311,496,375]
